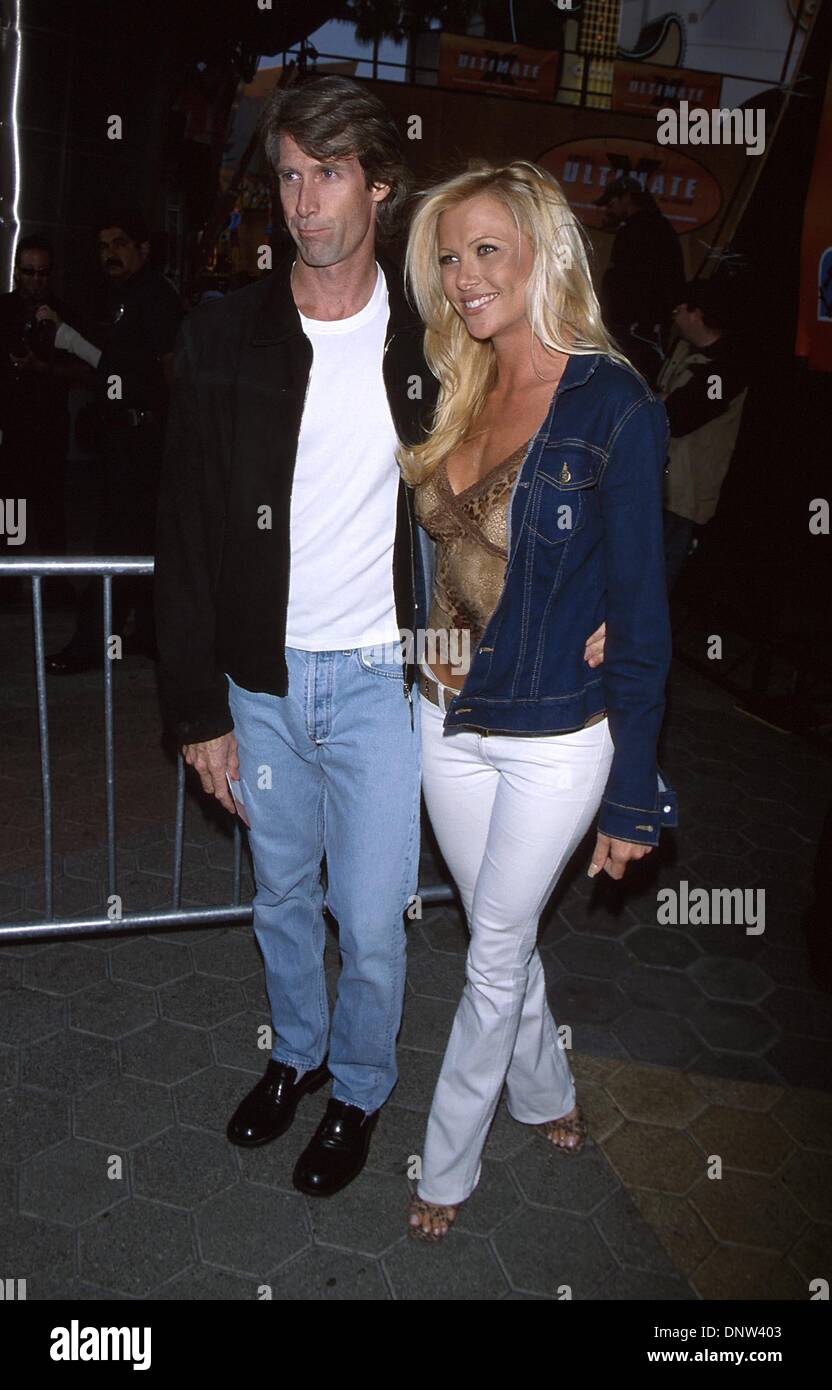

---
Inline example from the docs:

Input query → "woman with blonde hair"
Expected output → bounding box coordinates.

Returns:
[402,161,677,1241]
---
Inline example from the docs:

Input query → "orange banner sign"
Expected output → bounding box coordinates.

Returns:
[438,32,559,103]
[538,136,723,236]
[612,62,723,116]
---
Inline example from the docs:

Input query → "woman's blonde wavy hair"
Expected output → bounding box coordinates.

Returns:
[399,160,630,485]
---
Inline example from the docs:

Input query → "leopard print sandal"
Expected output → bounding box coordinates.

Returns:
[407,1197,459,1243]
[535,1101,588,1156]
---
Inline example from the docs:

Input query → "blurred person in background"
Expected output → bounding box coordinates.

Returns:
[45,209,183,672]
[0,236,91,602]
[597,175,686,387]
[657,277,751,591]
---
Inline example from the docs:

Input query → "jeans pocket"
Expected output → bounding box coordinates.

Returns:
[356,639,405,679]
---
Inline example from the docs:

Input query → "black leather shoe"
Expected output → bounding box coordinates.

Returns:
[292,1098,379,1197]
[45,644,102,675]
[226,1058,329,1147]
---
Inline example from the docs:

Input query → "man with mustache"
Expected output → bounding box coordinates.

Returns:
[154,77,606,1197]
[46,209,183,673]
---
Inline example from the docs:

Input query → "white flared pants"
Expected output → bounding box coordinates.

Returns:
[416,691,615,1206]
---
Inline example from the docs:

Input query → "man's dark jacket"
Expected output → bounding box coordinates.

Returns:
[154,248,437,746]
[602,204,686,334]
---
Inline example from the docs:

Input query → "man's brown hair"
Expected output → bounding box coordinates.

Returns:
[259,75,410,239]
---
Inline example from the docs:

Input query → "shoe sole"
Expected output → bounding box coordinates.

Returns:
[226,1067,330,1148]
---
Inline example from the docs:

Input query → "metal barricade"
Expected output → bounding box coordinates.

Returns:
[0,557,453,943]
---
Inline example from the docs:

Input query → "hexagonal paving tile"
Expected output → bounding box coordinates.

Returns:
[592,1267,694,1299]
[773,1089,832,1152]
[554,935,634,980]
[509,1135,619,1213]
[70,980,156,1038]
[192,931,263,980]
[602,1122,703,1195]
[618,964,702,1014]
[110,936,193,986]
[75,1076,173,1149]
[0,1041,17,1090]
[0,987,65,1044]
[390,1047,440,1114]
[265,1246,389,1300]
[688,955,772,1004]
[577,1079,624,1144]
[360,1102,423,1179]
[688,1071,782,1112]
[179,866,241,907]
[690,1170,807,1251]
[687,999,779,1053]
[451,1158,523,1236]
[20,1030,118,1094]
[384,1229,508,1299]
[211,1012,273,1071]
[592,1188,683,1278]
[79,1198,194,1295]
[0,1161,16,1218]
[613,1010,701,1069]
[0,1087,70,1162]
[630,1188,715,1277]
[158,974,245,1028]
[20,1138,127,1225]
[788,1223,832,1283]
[493,1205,615,1298]
[173,1065,262,1133]
[627,927,699,970]
[550,974,629,1027]
[766,1035,832,1091]
[195,1181,308,1277]
[0,1214,75,1292]
[131,1126,237,1208]
[120,1018,212,1084]
[692,1244,807,1301]
[419,908,468,954]
[306,1169,414,1256]
[405,946,466,1001]
[399,994,455,1054]
[22,943,107,995]
[155,1267,261,1299]
[764,986,832,1041]
[606,1064,707,1128]
[779,1149,832,1223]
[689,1106,795,1175]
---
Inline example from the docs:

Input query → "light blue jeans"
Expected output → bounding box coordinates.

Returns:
[227,643,421,1114]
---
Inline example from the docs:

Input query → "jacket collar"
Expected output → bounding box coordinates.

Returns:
[557,352,603,392]
[250,243,415,347]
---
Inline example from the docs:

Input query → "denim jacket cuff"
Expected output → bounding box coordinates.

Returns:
[597,778,678,848]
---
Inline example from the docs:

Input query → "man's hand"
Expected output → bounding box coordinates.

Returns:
[182,731,240,815]
[35,305,62,329]
[583,621,606,668]
[587,833,652,881]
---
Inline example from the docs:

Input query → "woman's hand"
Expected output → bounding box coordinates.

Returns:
[587,833,652,880]
[35,305,62,328]
[583,622,606,668]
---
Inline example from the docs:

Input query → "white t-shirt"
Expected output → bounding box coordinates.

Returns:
[284,263,401,650]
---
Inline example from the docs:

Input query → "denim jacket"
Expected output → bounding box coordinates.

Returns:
[417,352,678,847]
